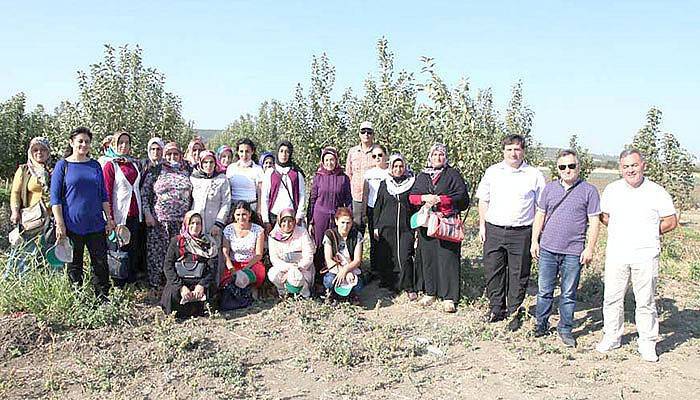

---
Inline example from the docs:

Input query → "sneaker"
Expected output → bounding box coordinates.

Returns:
[595,338,621,354]
[533,325,549,338]
[418,295,436,307]
[442,300,456,313]
[558,331,577,347]
[638,342,658,362]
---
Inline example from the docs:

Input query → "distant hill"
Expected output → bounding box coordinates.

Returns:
[541,147,617,163]
[195,129,223,142]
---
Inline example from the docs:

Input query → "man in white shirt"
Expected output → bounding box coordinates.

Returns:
[476,134,546,331]
[596,149,677,362]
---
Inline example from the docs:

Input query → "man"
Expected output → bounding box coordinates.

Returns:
[530,150,600,347]
[346,121,376,233]
[476,134,545,331]
[596,149,677,362]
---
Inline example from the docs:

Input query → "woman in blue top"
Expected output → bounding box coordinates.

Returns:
[50,127,114,300]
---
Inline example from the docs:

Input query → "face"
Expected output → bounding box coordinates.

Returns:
[31,144,49,164]
[237,144,253,162]
[280,217,295,234]
[278,146,290,164]
[70,133,91,157]
[191,143,203,161]
[263,157,274,170]
[116,134,130,155]
[503,142,525,167]
[188,215,203,236]
[219,150,233,166]
[430,149,446,168]
[322,153,337,171]
[372,148,386,167]
[234,207,251,224]
[201,156,216,174]
[359,129,374,145]
[619,153,645,187]
[149,144,163,162]
[336,215,353,236]
[164,149,181,164]
[391,160,405,177]
[556,154,579,183]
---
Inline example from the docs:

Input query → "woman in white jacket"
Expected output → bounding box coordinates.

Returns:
[267,208,316,298]
[190,150,231,240]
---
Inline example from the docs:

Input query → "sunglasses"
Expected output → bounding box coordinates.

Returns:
[371,153,384,159]
[360,129,374,135]
[557,163,577,170]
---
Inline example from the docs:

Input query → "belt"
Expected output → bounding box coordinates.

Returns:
[487,222,531,231]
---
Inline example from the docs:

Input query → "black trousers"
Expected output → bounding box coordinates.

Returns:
[366,206,379,279]
[67,230,111,300]
[483,222,532,315]
[112,216,142,287]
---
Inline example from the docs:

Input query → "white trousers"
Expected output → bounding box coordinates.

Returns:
[602,257,659,345]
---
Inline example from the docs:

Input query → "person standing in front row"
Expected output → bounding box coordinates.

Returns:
[530,149,600,347]
[476,134,545,330]
[595,149,677,362]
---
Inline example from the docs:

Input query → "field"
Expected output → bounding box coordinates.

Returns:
[0,171,698,399]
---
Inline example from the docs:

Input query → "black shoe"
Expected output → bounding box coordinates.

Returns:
[508,310,524,332]
[487,311,506,323]
[559,331,577,347]
[533,325,549,338]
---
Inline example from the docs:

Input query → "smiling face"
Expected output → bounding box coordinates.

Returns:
[31,144,49,164]
[219,150,233,166]
[233,207,251,225]
[188,215,203,236]
[201,155,216,175]
[116,134,130,155]
[372,148,386,168]
[322,153,337,171]
[336,215,353,237]
[70,133,92,158]
[503,142,524,168]
[391,160,405,177]
[164,149,181,164]
[237,144,253,163]
[262,157,274,170]
[277,145,291,164]
[280,216,296,234]
[619,152,645,187]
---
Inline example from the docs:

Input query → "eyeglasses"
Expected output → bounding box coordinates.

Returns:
[371,153,384,159]
[557,163,577,170]
[360,129,374,135]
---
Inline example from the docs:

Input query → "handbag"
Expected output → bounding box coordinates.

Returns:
[108,249,129,280]
[427,212,465,243]
[20,202,47,233]
[219,283,253,311]
[175,259,204,279]
[410,204,432,229]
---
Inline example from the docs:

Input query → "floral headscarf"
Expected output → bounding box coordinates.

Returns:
[422,143,449,182]
[180,210,218,258]
[270,208,296,242]
[191,150,220,179]
[316,147,343,176]
[26,137,51,192]
[162,142,184,172]
[184,137,205,165]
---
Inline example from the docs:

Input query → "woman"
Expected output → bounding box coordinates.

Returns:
[190,150,231,239]
[160,211,217,318]
[102,131,143,286]
[307,147,352,270]
[322,207,364,302]
[7,137,52,274]
[216,145,234,170]
[260,140,306,232]
[183,137,205,171]
[50,127,112,300]
[142,142,193,288]
[220,201,266,309]
[372,154,418,298]
[259,151,275,172]
[409,144,468,313]
[226,138,263,217]
[363,144,390,282]
[268,208,316,298]
[140,137,165,180]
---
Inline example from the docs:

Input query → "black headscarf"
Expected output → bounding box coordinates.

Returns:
[276,140,305,178]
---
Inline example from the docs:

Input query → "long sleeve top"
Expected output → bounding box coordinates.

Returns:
[190,173,231,232]
[163,236,214,289]
[306,172,352,222]
[50,159,108,235]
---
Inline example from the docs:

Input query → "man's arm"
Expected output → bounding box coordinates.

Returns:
[660,214,678,234]
[580,215,600,265]
[478,199,489,243]
[530,210,545,260]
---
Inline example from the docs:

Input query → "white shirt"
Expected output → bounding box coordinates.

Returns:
[601,178,676,263]
[476,161,546,227]
[226,162,263,203]
[363,167,390,208]
[260,165,306,223]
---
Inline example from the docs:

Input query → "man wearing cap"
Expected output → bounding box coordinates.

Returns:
[345,122,376,237]
[596,149,677,362]
[476,134,546,331]
[530,149,601,347]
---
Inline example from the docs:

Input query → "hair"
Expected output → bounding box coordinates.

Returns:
[557,149,578,160]
[502,134,525,150]
[277,140,293,155]
[231,201,254,223]
[372,144,387,155]
[113,131,131,144]
[236,138,258,162]
[64,126,93,158]
[334,207,353,220]
[619,148,645,162]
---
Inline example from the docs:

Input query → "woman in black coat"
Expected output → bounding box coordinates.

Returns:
[372,154,419,298]
[409,144,468,313]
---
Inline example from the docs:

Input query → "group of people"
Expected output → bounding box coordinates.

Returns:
[7,120,678,363]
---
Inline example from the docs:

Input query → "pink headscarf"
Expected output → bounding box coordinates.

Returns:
[315,146,343,176]
[184,137,205,165]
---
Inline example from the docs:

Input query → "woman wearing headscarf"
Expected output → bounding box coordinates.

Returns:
[258,151,275,172]
[51,127,112,300]
[260,140,306,232]
[216,145,234,170]
[268,208,316,298]
[307,146,352,271]
[183,137,205,172]
[190,150,231,240]
[226,138,264,218]
[372,154,419,298]
[142,142,193,288]
[102,131,143,286]
[140,137,165,180]
[160,211,217,318]
[409,144,469,313]
[7,137,52,273]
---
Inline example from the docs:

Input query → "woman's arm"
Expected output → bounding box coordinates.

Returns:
[102,161,116,220]
[323,238,337,272]
[9,167,24,224]
[244,229,265,269]
[306,175,319,224]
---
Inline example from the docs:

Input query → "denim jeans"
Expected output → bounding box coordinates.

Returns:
[535,248,582,334]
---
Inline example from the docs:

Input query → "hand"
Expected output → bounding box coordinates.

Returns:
[373,229,379,240]
[580,247,594,265]
[530,242,540,261]
[180,286,193,302]
[192,285,205,300]
[226,259,236,271]
[332,269,348,287]
[105,219,115,235]
[56,223,67,243]
[479,224,486,243]
[210,226,222,237]
[145,214,157,227]
[10,210,20,225]
[308,223,314,237]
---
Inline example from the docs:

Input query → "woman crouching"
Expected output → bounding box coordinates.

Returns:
[322,207,364,303]
[268,208,316,298]
[161,211,217,318]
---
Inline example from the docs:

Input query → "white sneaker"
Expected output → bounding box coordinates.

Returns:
[638,342,658,362]
[596,338,621,354]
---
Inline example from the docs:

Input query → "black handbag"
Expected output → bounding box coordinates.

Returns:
[175,259,204,279]
[108,249,129,280]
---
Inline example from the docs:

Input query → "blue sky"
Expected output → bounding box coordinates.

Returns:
[1,0,698,157]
